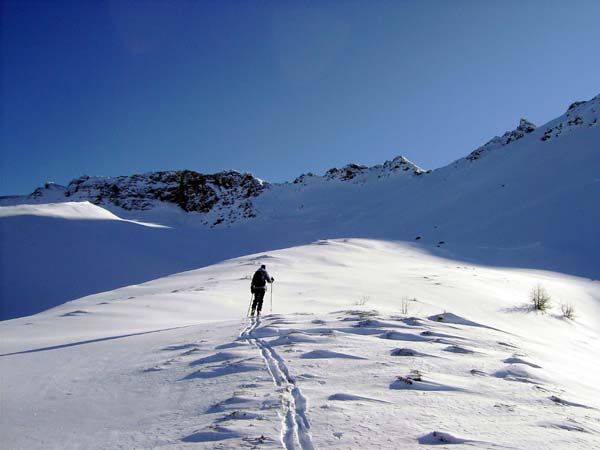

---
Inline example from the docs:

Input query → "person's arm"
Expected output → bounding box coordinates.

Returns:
[266,271,274,283]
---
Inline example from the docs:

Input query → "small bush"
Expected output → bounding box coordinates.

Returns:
[355,295,370,306]
[400,298,410,315]
[531,284,551,311]
[560,303,576,320]
[399,297,417,315]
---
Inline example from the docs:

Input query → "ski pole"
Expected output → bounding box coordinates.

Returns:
[247,293,254,317]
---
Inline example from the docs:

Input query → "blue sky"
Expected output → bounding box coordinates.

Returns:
[1,0,599,195]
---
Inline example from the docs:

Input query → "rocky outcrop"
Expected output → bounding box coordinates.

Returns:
[21,156,428,225]
[541,95,599,142]
[319,156,426,183]
[26,170,267,225]
[324,164,369,181]
[467,118,537,161]
[376,155,428,177]
[292,156,426,186]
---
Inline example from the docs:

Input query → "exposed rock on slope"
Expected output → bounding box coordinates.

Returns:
[294,155,426,185]
[467,118,537,161]
[28,170,267,223]
[540,94,599,142]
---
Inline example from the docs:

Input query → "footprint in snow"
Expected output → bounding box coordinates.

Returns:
[503,357,541,368]
[494,403,516,412]
[498,341,519,349]
[538,419,590,433]
[390,371,464,392]
[300,349,366,360]
[268,319,297,326]
[380,331,432,342]
[142,366,165,373]
[60,310,88,317]
[328,393,391,403]
[183,359,259,380]
[189,352,239,367]
[181,426,242,443]
[239,326,279,339]
[420,330,465,340]
[162,343,201,352]
[215,341,249,350]
[354,319,411,329]
[443,345,475,354]
[178,347,202,357]
[216,410,264,422]
[296,373,321,381]
[427,312,501,331]
[207,396,256,414]
[396,316,429,327]
[238,383,260,389]
[390,348,438,358]
[269,332,322,347]
[417,431,475,445]
[493,367,538,384]
[549,396,593,409]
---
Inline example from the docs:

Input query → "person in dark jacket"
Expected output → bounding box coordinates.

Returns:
[250,264,274,316]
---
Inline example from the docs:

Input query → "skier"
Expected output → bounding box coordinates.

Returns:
[250,265,274,316]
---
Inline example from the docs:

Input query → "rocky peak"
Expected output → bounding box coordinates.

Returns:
[378,155,427,176]
[467,118,537,161]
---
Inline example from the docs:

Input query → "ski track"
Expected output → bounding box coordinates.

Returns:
[241,317,314,450]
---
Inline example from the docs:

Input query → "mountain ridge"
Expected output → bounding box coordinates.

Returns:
[1,93,598,319]
[4,94,597,228]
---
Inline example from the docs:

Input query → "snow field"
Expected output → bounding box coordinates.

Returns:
[1,238,599,448]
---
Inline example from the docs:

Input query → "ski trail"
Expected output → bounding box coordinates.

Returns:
[241,317,314,450]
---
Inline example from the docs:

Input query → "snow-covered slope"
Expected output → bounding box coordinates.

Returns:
[1,94,599,320]
[2,239,599,449]
[1,95,600,449]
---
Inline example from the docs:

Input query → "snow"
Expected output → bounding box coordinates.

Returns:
[1,95,600,448]
[0,201,168,227]
[2,239,600,449]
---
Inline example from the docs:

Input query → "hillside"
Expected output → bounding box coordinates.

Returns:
[1,94,598,320]
[1,239,599,449]
[1,95,600,449]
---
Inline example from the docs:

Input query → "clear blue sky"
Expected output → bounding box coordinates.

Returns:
[1,0,599,195]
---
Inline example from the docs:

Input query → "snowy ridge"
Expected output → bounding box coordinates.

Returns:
[466,93,600,162]
[320,155,427,182]
[539,94,600,142]
[4,156,426,226]
[466,118,537,161]
[3,94,598,229]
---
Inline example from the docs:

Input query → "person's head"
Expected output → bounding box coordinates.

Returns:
[260,264,266,270]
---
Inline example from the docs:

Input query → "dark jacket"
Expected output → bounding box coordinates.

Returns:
[251,268,273,292]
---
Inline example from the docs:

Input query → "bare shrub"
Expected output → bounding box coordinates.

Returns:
[400,298,410,315]
[560,303,576,320]
[355,295,370,306]
[399,297,417,315]
[531,284,551,311]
